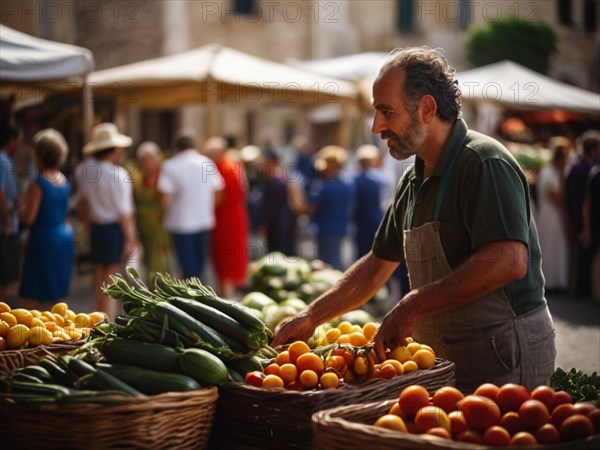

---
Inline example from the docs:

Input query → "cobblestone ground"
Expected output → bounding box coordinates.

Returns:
[5,237,600,375]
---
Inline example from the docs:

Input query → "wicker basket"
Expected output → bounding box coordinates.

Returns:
[0,340,84,377]
[210,358,455,450]
[0,387,218,450]
[313,398,600,450]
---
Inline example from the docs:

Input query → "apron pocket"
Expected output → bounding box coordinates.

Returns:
[442,322,520,391]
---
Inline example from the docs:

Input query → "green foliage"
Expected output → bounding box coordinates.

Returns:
[549,367,600,403]
[466,17,558,74]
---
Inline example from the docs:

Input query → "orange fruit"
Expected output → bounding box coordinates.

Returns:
[348,332,368,347]
[0,302,11,313]
[279,363,298,383]
[50,302,69,316]
[275,350,291,366]
[350,324,362,334]
[337,321,352,334]
[319,372,340,389]
[0,320,10,337]
[374,414,407,432]
[1,312,18,328]
[398,385,430,416]
[325,355,347,375]
[353,356,369,375]
[407,342,421,355]
[389,345,411,363]
[262,374,284,389]
[380,363,397,379]
[414,406,451,433]
[474,383,500,403]
[299,369,319,389]
[388,402,403,417]
[411,349,435,369]
[288,341,311,363]
[362,322,378,341]
[432,386,464,413]
[382,359,404,375]
[296,352,324,374]
[337,334,351,345]
[11,309,33,326]
[402,360,419,373]
[264,363,280,376]
[89,311,107,325]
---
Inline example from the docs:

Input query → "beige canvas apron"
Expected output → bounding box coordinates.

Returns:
[403,133,556,391]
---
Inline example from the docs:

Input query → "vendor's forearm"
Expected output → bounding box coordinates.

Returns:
[405,240,527,319]
[307,252,398,324]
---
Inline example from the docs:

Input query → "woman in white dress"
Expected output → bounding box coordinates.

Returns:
[536,139,570,291]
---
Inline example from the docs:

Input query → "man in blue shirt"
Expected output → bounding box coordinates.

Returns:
[0,123,21,300]
[353,144,385,259]
[308,145,354,270]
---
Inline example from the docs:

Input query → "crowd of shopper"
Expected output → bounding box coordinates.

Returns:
[1,119,599,318]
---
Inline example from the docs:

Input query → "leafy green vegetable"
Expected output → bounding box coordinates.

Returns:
[549,367,600,403]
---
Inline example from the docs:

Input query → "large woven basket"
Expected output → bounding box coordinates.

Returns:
[0,387,218,450]
[210,357,455,449]
[0,340,84,377]
[313,398,600,450]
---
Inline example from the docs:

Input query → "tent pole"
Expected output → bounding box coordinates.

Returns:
[82,76,94,141]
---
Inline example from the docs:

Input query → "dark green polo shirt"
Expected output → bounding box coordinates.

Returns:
[372,119,545,315]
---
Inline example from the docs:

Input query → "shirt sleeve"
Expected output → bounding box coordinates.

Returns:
[157,163,175,194]
[460,158,530,249]
[372,201,404,262]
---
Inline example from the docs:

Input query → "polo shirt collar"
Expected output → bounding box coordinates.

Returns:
[414,118,468,180]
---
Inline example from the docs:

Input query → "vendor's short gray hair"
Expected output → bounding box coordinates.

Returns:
[33,128,68,168]
[136,141,161,160]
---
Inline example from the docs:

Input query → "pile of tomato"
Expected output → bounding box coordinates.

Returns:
[375,383,600,446]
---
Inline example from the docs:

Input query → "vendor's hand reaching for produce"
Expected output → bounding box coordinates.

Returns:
[271,311,315,348]
[374,290,424,362]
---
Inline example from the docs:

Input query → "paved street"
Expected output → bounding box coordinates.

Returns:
[5,238,600,376]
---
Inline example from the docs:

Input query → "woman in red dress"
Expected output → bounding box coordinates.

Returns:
[204,137,249,297]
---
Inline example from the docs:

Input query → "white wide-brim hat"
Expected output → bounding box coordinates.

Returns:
[83,123,133,155]
[355,144,380,161]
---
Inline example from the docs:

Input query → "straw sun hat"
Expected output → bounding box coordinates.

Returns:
[314,145,348,171]
[83,123,133,155]
[355,144,380,161]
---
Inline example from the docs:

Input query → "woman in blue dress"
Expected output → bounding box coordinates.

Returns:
[19,129,75,309]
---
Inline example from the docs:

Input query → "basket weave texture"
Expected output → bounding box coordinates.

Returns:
[312,398,600,450]
[0,387,218,450]
[0,340,84,376]
[211,358,455,450]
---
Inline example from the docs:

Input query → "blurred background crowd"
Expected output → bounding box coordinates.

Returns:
[1,0,599,320]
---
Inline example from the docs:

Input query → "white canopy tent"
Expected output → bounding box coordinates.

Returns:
[0,24,95,135]
[89,44,359,136]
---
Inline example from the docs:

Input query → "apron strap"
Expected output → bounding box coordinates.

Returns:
[433,132,467,222]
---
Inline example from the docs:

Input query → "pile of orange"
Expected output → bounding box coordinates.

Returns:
[244,335,437,391]
[375,383,600,446]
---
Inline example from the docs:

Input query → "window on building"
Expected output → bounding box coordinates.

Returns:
[583,0,597,33]
[232,0,258,16]
[558,0,573,26]
[459,0,472,30]
[396,0,415,32]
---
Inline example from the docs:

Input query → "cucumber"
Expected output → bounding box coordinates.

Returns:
[97,363,201,394]
[179,348,228,385]
[90,369,145,397]
[101,338,179,372]
[226,356,263,376]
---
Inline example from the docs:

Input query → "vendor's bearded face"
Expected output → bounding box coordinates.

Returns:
[372,69,428,161]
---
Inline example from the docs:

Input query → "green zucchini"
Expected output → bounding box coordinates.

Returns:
[169,297,263,349]
[179,348,228,385]
[18,365,53,383]
[227,367,244,382]
[11,373,45,384]
[96,363,201,394]
[153,301,227,348]
[38,358,72,386]
[226,356,263,375]
[101,338,180,372]
[90,368,144,397]
[10,381,72,396]
[64,355,97,378]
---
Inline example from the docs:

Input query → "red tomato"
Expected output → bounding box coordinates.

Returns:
[553,390,573,409]
[550,403,576,428]
[572,402,598,416]
[455,429,483,444]
[530,385,556,411]
[518,399,550,430]
[474,383,500,403]
[496,383,530,413]
[414,406,451,433]
[510,431,537,446]
[588,408,600,433]
[432,386,464,413]
[483,425,511,447]
[244,370,265,387]
[458,395,501,431]
[560,414,594,441]
[500,411,524,436]
[448,410,469,435]
[425,427,451,440]
[399,385,431,417]
[535,423,560,445]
